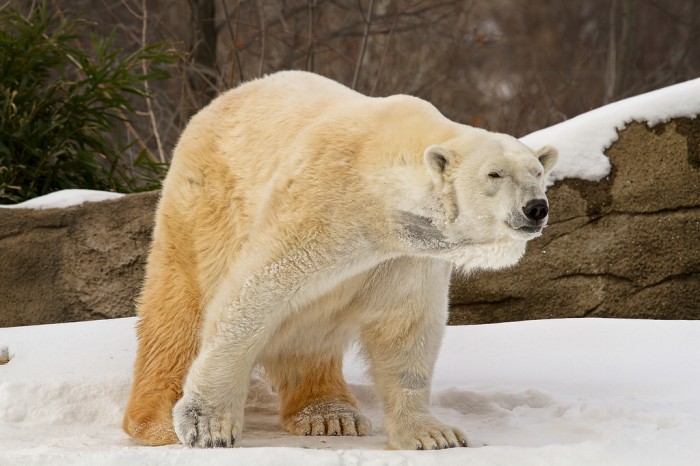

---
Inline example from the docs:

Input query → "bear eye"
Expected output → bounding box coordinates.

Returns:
[488,172,502,179]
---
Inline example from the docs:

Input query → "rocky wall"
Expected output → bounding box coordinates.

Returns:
[449,118,700,323]
[1,118,698,327]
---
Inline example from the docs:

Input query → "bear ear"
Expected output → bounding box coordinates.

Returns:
[537,146,559,177]
[424,145,453,184]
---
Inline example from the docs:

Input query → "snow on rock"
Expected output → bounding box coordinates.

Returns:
[521,77,700,183]
[1,318,699,465]
[0,189,124,210]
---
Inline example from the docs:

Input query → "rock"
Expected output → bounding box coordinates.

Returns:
[449,118,700,324]
[0,191,159,327]
[1,118,697,327]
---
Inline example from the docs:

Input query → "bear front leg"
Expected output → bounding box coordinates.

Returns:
[172,290,277,448]
[172,232,345,448]
[362,321,468,450]
[360,258,468,450]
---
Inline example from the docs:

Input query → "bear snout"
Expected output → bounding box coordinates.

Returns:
[522,199,549,222]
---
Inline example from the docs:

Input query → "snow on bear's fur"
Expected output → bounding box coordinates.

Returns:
[123,71,558,450]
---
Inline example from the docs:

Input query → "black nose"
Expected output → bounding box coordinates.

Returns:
[523,199,549,221]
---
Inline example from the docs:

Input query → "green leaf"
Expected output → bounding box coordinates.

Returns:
[0,0,176,204]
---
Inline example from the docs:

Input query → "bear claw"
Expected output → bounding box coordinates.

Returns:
[287,401,372,437]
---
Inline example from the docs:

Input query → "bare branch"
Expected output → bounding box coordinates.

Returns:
[613,0,636,99]
[352,0,374,90]
[370,10,399,96]
[257,0,267,76]
[220,0,245,86]
[604,0,617,104]
[306,0,317,71]
[140,0,166,164]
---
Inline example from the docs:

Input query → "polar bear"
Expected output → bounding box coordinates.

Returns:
[123,70,557,450]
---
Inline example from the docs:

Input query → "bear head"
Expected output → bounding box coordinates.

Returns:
[418,130,558,250]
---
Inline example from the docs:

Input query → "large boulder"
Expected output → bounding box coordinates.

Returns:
[449,118,700,324]
[0,191,158,327]
[0,117,697,327]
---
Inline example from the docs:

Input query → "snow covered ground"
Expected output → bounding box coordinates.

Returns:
[1,318,699,465]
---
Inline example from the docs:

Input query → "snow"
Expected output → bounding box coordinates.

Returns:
[1,317,699,465]
[0,189,124,209]
[520,77,700,183]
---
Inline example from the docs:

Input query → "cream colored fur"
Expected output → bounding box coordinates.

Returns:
[123,71,558,450]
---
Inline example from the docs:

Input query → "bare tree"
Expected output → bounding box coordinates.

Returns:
[26,0,700,164]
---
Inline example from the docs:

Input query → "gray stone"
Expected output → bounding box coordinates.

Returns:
[450,118,700,324]
[0,191,159,327]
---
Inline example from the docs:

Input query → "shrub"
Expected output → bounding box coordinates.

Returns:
[0,2,175,204]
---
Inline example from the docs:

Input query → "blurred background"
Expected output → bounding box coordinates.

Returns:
[2,0,699,201]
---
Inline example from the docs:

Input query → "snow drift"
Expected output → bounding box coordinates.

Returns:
[1,318,699,465]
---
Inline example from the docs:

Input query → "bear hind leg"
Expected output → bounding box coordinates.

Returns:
[269,353,371,437]
[123,264,203,446]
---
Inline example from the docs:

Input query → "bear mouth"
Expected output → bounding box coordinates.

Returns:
[516,225,542,234]
[506,220,544,238]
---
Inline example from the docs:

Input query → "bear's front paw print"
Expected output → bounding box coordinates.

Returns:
[173,393,241,448]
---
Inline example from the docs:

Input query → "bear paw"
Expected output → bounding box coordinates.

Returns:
[286,401,372,436]
[389,421,468,450]
[172,393,241,448]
